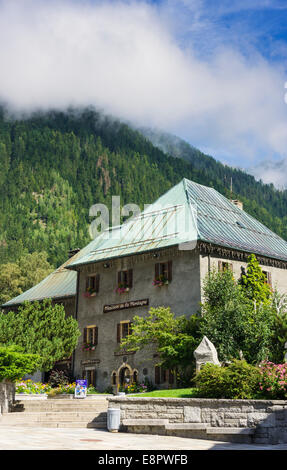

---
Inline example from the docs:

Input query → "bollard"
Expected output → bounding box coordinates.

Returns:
[107,408,121,432]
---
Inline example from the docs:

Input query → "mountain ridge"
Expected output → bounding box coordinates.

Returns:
[0,106,286,268]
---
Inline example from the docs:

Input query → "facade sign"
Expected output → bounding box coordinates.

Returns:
[103,298,149,313]
[81,359,100,366]
[74,379,87,399]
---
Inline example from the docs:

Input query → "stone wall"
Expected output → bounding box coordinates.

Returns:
[0,381,15,414]
[107,397,287,444]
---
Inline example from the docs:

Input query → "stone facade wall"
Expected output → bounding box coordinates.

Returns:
[200,254,287,298]
[0,381,15,414]
[73,247,201,391]
[108,397,287,444]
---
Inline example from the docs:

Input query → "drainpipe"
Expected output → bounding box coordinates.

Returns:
[72,269,80,378]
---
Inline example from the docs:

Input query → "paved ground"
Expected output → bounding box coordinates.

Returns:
[0,426,286,450]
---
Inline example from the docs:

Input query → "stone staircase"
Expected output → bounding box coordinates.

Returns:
[0,397,109,428]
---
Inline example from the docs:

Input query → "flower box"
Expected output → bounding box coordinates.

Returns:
[82,343,97,351]
[153,277,169,287]
[116,286,130,294]
[83,291,97,298]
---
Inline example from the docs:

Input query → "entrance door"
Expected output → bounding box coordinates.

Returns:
[119,367,130,386]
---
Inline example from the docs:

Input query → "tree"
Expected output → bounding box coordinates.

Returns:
[0,345,41,382]
[0,251,53,305]
[0,299,81,371]
[239,254,271,305]
[200,267,275,363]
[119,306,202,372]
[270,290,287,362]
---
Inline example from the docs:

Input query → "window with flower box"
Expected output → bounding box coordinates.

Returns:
[116,269,133,293]
[83,325,98,351]
[84,274,100,297]
[153,261,172,287]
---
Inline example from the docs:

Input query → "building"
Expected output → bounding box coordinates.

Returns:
[3,178,287,390]
[66,178,287,391]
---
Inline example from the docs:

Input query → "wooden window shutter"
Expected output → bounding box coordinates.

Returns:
[161,368,167,383]
[267,272,272,287]
[95,327,98,345]
[218,261,223,271]
[155,366,160,385]
[96,274,100,293]
[155,263,160,279]
[117,324,121,343]
[83,328,87,343]
[93,370,97,387]
[118,271,121,285]
[128,269,133,288]
[85,277,89,290]
[168,260,172,282]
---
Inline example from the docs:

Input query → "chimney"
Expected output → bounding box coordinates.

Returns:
[231,200,243,210]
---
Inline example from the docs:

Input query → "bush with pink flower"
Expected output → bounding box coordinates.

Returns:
[258,361,287,399]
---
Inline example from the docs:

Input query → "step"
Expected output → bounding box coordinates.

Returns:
[13,403,108,412]
[206,427,255,436]
[0,411,107,428]
[2,411,106,422]
[165,423,208,430]
[122,419,168,427]
[0,420,107,428]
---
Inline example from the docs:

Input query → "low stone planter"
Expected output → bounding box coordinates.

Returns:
[48,394,74,399]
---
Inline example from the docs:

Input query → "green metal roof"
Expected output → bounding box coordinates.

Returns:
[67,178,287,269]
[3,178,287,308]
[1,244,93,308]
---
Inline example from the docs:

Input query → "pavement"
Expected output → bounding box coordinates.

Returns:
[0,426,286,450]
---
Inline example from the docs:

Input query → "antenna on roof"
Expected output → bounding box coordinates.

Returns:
[230,177,233,200]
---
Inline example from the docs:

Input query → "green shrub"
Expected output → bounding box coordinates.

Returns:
[194,360,261,399]
[0,345,41,382]
[193,363,226,398]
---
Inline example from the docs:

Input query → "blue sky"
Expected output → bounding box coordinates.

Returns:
[0,0,287,187]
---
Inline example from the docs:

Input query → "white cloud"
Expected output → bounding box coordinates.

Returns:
[0,0,287,173]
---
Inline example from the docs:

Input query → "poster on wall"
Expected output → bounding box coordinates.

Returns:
[74,379,87,399]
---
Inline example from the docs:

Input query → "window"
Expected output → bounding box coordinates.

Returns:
[262,271,272,287]
[154,261,172,283]
[85,274,100,295]
[86,369,97,387]
[112,372,117,385]
[83,325,98,347]
[117,321,132,343]
[218,261,233,272]
[117,269,133,289]
[155,366,174,385]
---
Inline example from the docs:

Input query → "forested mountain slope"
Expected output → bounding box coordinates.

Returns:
[0,106,286,269]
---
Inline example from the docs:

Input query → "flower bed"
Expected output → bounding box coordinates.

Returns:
[119,382,149,394]
[15,380,100,397]
[16,379,51,395]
